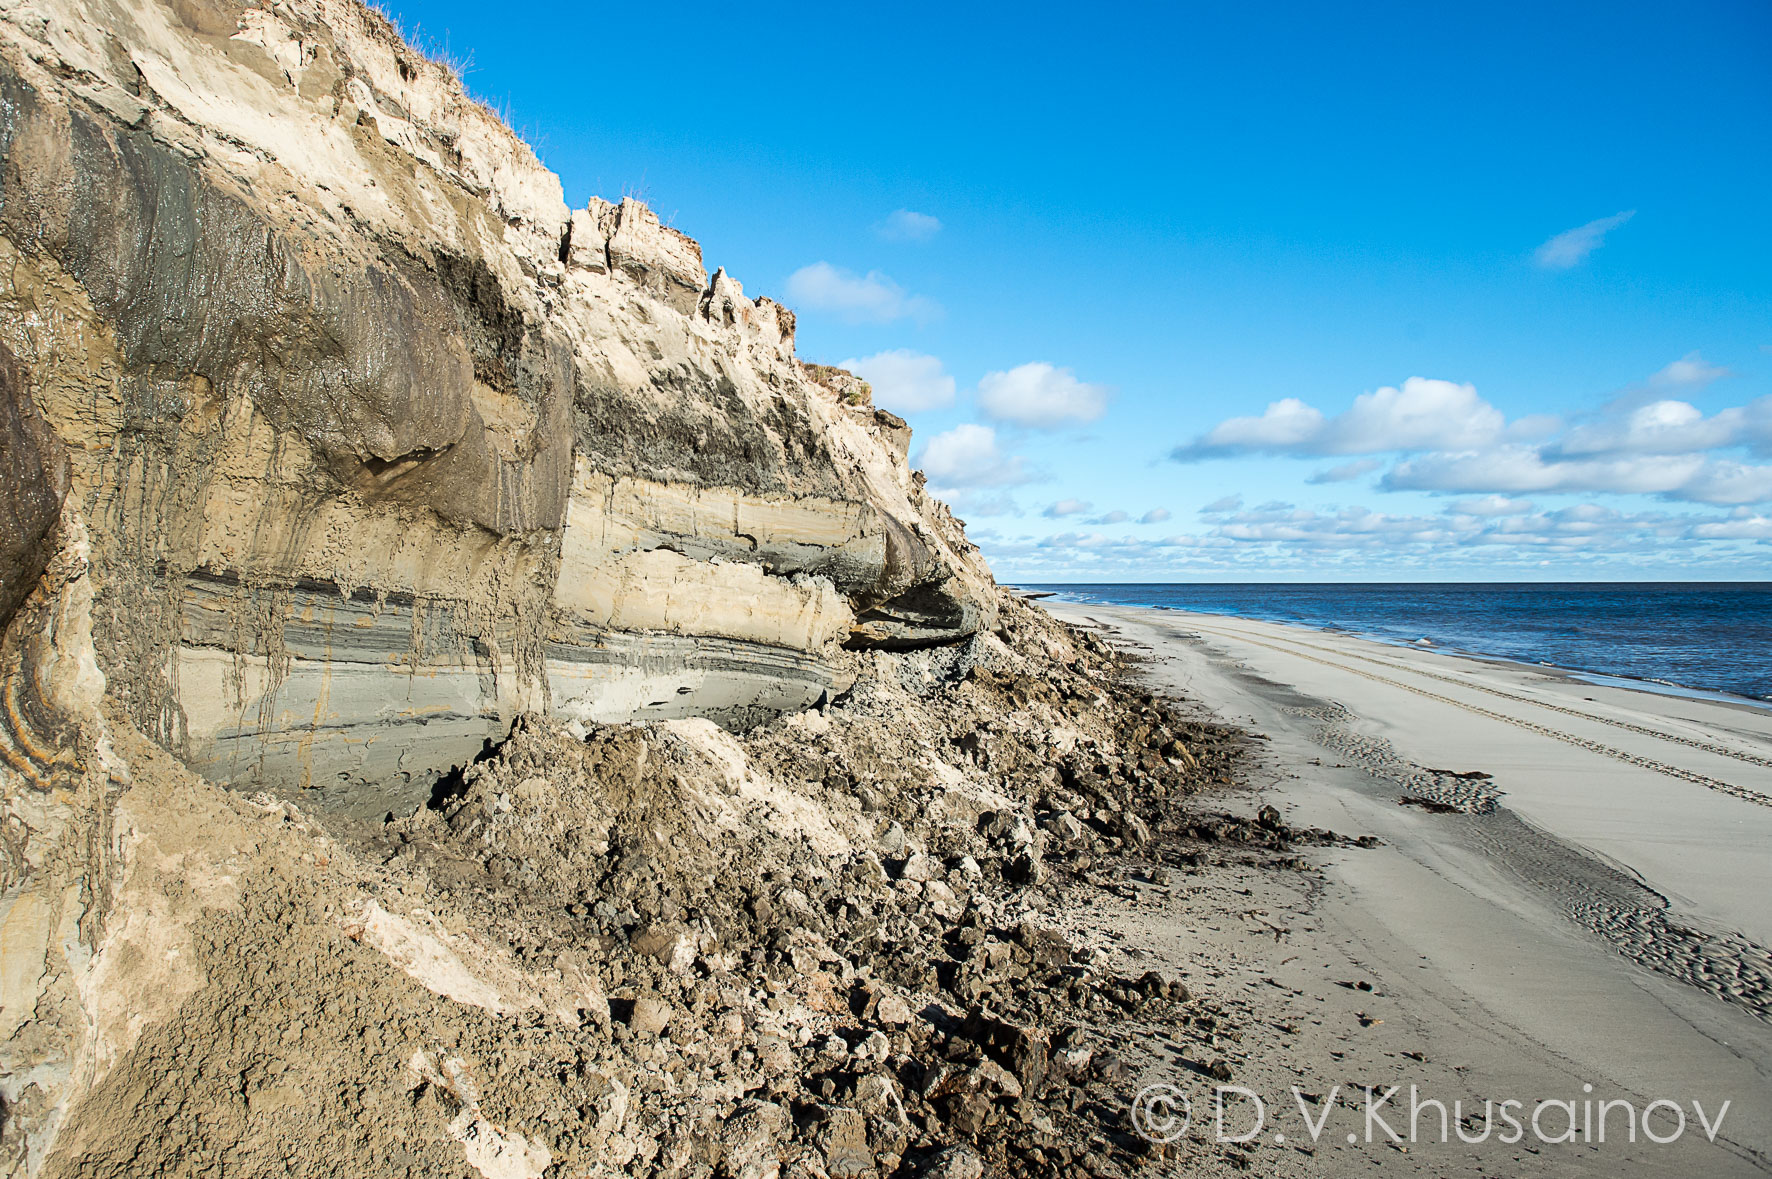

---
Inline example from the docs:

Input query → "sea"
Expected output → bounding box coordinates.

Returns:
[1021,582,1772,706]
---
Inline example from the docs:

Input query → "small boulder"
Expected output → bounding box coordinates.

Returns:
[874,992,913,1026]
[625,996,671,1036]
[896,852,938,883]
[1119,813,1151,846]
[923,879,961,920]
[713,1100,787,1179]
[919,1145,984,1179]
[809,1105,875,1179]
[972,1057,1023,1099]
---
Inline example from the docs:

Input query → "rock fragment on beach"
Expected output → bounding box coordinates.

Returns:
[918,1144,985,1179]
[623,995,673,1036]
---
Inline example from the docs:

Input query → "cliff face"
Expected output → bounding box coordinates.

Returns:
[0,8,1274,1179]
[0,0,996,817]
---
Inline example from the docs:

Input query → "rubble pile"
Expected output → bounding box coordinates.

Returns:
[0,3,1348,1174]
[319,595,1262,1179]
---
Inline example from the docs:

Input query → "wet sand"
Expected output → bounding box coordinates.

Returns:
[1046,601,1772,1177]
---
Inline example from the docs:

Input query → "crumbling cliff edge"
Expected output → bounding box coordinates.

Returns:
[0,4,1300,1177]
[0,0,997,816]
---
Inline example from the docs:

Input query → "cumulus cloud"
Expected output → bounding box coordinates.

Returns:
[839,350,955,413]
[1172,378,1503,460]
[977,363,1111,429]
[916,424,1034,487]
[1508,414,1565,440]
[1385,448,1772,505]
[1296,377,1503,452]
[1140,507,1172,524]
[1308,458,1382,484]
[1533,210,1635,270]
[1200,495,1243,514]
[974,496,1771,580]
[1087,509,1131,525]
[1016,501,1766,560]
[1448,495,1536,516]
[1693,514,1772,541]
[1649,351,1730,390]
[1680,462,1772,506]
[1175,398,1323,458]
[1167,360,1772,506]
[1043,498,1092,518]
[1747,399,1772,458]
[1550,398,1745,458]
[1386,448,1693,496]
[785,263,938,323]
[1209,504,1464,547]
[877,209,942,242]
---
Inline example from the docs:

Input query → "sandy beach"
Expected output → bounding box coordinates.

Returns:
[1045,600,1772,1177]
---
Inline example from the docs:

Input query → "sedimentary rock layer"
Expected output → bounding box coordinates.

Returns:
[0,0,995,810]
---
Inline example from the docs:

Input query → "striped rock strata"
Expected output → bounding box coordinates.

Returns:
[0,0,996,819]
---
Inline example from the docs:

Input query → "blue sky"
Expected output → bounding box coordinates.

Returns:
[389,0,1772,581]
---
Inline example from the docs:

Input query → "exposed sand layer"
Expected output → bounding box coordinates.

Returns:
[4,584,1312,1178]
[0,0,1000,809]
[1046,601,1772,1178]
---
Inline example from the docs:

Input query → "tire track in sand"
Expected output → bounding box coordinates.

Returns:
[1245,628,1772,772]
[1283,701,1772,1025]
[1188,623,1772,810]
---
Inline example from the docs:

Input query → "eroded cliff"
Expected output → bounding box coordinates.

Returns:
[0,0,995,818]
[0,5,1277,1177]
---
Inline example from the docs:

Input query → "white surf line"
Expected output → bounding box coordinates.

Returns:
[1235,627,1772,772]
[1182,623,1772,810]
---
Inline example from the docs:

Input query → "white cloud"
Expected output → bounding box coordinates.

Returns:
[1680,461,1772,506]
[785,262,938,323]
[1174,378,1503,460]
[1693,514,1772,541]
[1050,501,1761,555]
[1323,379,1505,452]
[1140,507,1172,524]
[977,363,1111,429]
[1448,495,1536,516]
[1552,398,1743,458]
[839,350,955,413]
[877,209,942,242]
[1087,509,1131,525]
[1385,448,1772,505]
[1649,351,1730,390]
[1176,398,1323,458]
[1211,505,1464,547]
[1386,448,1697,496]
[1039,531,1173,551]
[1307,458,1382,484]
[1044,498,1092,518]
[1747,398,1772,457]
[916,424,1035,487]
[1507,414,1564,441]
[1168,360,1772,505]
[1201,495,1243,514]
[1533,210,1635,270]
[973,499,1772,579]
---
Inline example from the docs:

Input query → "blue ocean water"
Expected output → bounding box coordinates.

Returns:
[1024,583,1772,705]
